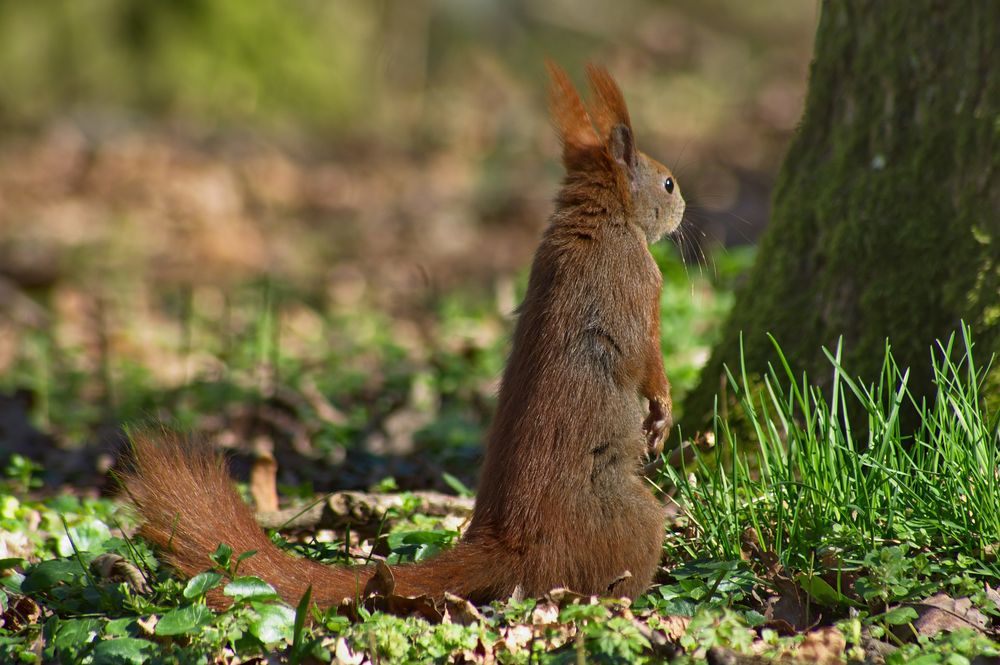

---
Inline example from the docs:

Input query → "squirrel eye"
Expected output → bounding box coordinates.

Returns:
[663,177,674,194]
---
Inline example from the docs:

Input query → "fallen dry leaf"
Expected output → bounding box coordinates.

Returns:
[89,553,151,594]
[0,595,40,632]
[653,614,691,642]
[635,614,686,659]
[444,591,484,626]
[332,637,367,665]
[860,631,898,664]
[459,636,496,665]
[607,570,633,596]
[0,531,34,562]
[793,626,846,665]
[762,583,814,632]
[741,529,821,632]
[705,646,782,664]
[337,561,444,623]
[984,584,1000,614]
[900,593,989,641]
[762,617,797,637]
[544,587,590,607]
[531,599,560,625]
[500,624,534,652]
[370,590,442,622]
[136,615,157,636]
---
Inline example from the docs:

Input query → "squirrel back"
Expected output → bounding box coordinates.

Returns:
[125,62,685,608]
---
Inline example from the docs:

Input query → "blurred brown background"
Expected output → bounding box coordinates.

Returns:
[0,2,817,478]
[0,0,816,301]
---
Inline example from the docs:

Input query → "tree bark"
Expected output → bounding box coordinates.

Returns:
[682,1,999,430]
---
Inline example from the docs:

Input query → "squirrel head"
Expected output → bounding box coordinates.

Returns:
[547,61,685,244]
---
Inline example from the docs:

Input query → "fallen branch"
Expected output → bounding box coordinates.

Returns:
[256,491,475,535]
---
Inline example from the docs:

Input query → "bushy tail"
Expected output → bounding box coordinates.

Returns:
[123,430,370,608]
[122,430,510,609]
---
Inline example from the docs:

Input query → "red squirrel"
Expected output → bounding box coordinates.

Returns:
[125,62,685,608]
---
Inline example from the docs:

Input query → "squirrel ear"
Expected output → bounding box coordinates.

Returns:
[546,59,600,168]
[609,123,637,176]
[585,64,631,138]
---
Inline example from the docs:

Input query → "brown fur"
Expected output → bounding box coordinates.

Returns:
[123,63,686,609]
[585,63,632,139]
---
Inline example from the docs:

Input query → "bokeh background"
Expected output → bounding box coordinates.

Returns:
[0,0,818,492]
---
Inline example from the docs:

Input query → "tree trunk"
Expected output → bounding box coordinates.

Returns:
[682,1,999,431]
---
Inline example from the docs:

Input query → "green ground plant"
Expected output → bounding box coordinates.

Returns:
[667,325,1000,570]
[2,314,997,661]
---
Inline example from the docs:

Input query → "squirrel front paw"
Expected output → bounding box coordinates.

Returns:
[642,397,672,458]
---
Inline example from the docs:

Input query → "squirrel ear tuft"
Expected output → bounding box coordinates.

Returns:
[585,64,632,140]
[546,59,600,166]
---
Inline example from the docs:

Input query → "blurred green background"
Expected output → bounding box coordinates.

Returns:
[0,0,818,491]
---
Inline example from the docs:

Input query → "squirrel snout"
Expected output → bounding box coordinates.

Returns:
[668,197,686,233]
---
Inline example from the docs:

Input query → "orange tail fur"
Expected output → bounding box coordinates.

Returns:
[123,431,507,609]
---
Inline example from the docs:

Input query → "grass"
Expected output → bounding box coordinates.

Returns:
[650,324,1000,659]
[665,324,1000,573]
[1,250,999,662]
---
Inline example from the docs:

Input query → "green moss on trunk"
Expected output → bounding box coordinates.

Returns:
[683,0,1000,431]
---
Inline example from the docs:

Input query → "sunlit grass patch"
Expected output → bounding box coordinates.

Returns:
[665,324,1000,572]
